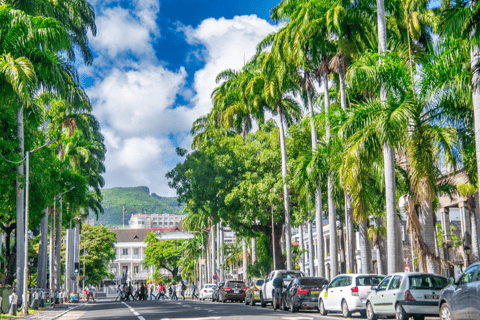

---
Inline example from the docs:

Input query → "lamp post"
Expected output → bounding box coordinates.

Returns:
[22,139,56,314]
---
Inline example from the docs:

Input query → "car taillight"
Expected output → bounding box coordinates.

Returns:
[224,287,231,291]
[204,290,207,293]
[254,287,258,292]
[351,286,359,296]
[297,288,308,295]
[405,289,415,301]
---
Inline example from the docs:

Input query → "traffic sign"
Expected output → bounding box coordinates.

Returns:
[226,266,230,271]
[213,274,218,281]
[71,275,76,281]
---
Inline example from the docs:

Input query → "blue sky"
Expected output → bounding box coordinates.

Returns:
[80,0,281,196]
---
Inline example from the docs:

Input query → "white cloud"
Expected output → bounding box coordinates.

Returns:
[86,9,278,196]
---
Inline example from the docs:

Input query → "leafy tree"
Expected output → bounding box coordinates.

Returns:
[143,234,185,278]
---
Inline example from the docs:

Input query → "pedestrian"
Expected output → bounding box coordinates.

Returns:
[126,282,135,301]
[191,283,198,300]
[156,282,164,300]
[181,281,187,300]
[134,282,139,299]
[168,285,173,299]
[272,273,284,310]
[139,283,147,300]
[86,284,96,302]
[149,283,155,300]
[84,287,88,300]
[115,284,122,302]
[171,283,178,300]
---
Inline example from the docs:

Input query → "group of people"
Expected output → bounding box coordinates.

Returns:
[115,281,192,302]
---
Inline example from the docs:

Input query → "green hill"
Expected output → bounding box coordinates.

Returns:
[91,186,185,227]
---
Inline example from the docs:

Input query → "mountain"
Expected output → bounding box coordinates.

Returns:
[91,186,185,227]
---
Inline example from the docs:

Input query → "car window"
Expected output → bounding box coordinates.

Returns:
[459,266,479,285]
[356,276,384,286]
[256,279,264,286]
[205,285,215,289]
[409,275,448,290]
[226,281,246,287]
[377,276,392,291]
[388,276,403,290]
[344,276,352,286]
[299,278,329,286]
[279,272,304,279]
[329,277,342,288]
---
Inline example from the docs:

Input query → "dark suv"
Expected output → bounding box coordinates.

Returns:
[219,280,247,303]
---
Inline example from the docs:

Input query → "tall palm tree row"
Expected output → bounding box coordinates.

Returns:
[182,0,480,281]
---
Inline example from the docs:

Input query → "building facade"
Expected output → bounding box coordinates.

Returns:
[128,213,186,229]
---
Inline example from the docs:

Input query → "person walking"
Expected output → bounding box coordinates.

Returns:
[86,284,96,302]
[191,283,198,300]
[272,273,284,310]
[126,282,135,301]
[134,282,139,299]
[149,283,155,300]
[156,282,164,300]
[168,284,173,300]
[140,283,147,300]
[115,284,122,302]
[171,283,178,300]
[181,281,187,300]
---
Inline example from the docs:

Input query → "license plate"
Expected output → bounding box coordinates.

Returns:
[234,289,239,293]
[311,291,321,295]
[425,294,439,299]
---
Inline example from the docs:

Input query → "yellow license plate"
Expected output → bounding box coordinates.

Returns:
[324,292,328,298]
[311,291,321,295]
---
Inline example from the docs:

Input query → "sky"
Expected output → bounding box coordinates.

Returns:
[80,0,282,197]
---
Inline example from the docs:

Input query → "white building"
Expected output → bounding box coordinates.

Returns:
[106,225,193,285]
[128,213,186,229]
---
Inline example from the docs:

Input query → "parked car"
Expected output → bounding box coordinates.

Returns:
[260,270,305,307]
[199,283,216,301]
[212,282,224,302]
[318,273,385,318]
[439,261,480,320]
[218,280,247,303]
[366,272,448,320]
[245,278,264,306]
[282,277,329,313]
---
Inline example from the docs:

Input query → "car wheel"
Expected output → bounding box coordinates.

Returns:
[396,303,408,320]
[413,316,425,320]
[367,302,377,320]
[440,303,452,320]
[260,292,266,308]
[342,300,351,318]
[319,299,327,316]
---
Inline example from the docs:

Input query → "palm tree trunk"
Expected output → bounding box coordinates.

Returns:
[377,218,387,275]
[471,44,480,262]
[56,198,63,292]
[345,192,354,273]
[16,106,25,300]
[211,225,216,278]
[376,0,397,275]
[339,72,347,111]
[308,220,315,276]
[220,220,225,281]
[472,194,480,261]
[252,238,256,264]
[359,220,372,273]
[243,239,247,281]
[277,104,292,270]
[216,223,220,274]
[306,87,326,277]
[419,197,440,273]
[299,224,305,273]
[324,73,338,280]
[37,208,49,289]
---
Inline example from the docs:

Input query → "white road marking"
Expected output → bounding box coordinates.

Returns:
[282,317,313,320]
[122,301,146,320]
[160,318,221,320]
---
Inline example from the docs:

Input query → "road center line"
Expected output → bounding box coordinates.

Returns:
[122,301,145,320]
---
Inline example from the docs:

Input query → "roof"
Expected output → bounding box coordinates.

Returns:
[109,228,176,243]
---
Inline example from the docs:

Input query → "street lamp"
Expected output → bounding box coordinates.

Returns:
[22,139,56,314]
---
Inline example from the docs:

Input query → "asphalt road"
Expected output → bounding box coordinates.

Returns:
[56,298,441,320]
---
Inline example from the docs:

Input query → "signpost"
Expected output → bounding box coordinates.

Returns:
[213,274,218,281]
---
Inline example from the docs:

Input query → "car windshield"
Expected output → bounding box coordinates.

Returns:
[279,272,304,279]
[409,275,447,290]
[226,281,246,287]
[299,278,328,286]
[356,276,384,286]
[255,280,264,286]
[205,285,215,289]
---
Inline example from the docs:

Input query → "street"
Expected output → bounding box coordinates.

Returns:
[54,299,441,320]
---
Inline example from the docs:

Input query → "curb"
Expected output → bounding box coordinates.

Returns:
[49,305,79,320]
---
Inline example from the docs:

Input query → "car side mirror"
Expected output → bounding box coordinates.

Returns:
[370,285,378,291]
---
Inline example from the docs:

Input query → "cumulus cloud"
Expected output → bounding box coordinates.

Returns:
[86,3,278,196]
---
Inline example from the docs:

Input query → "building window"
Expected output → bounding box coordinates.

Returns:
[152,222,157,227]
[112,267,117,274]
[170,222,174,226]
[123,248,128,255]
[134,248,139,255]
[158,222,162,226]
[134,266,139,273]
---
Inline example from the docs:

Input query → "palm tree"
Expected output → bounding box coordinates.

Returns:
[247,52,301,270]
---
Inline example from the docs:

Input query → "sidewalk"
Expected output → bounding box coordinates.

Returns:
[13,302,85,320]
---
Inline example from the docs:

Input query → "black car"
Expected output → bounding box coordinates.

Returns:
[219,280,247,303]
[212,282,224,302]
[282,277,329,313]
[439,261,480,320]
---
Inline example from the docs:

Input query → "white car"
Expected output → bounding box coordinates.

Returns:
[260,270,305,307]
[366,272,448,320]
[199,283,216,300]
[318,273,385,318]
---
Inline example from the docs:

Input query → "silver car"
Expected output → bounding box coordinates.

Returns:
[438,262,480,320]
[366,272,448,320]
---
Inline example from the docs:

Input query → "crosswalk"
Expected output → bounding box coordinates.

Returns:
[56,311,86,320]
